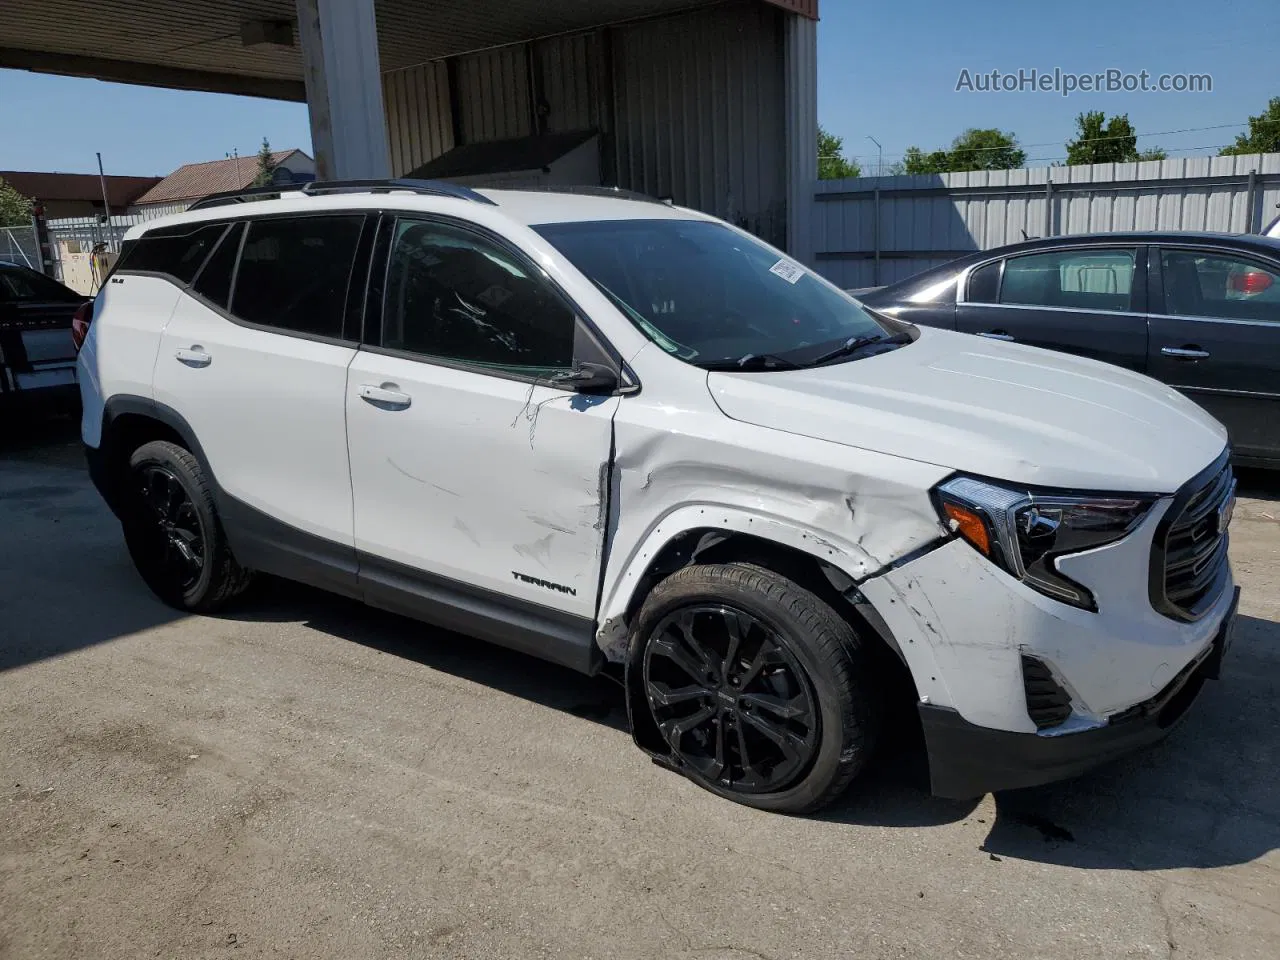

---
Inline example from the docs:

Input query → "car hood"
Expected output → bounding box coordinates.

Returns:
[707,327,1227,493]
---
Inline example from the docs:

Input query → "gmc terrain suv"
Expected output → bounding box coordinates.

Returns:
[77,180,1239,813]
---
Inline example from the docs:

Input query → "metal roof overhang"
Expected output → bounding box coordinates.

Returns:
[1,0,814,101]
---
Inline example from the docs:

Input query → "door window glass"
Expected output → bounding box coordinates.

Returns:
[966,261,1000,303]
[190,221,243,310]
[120,223,229,284]
[382,219,576,373]
[231,215,363,339]
[1000,249,1136,312]
[1161,250,1280,324]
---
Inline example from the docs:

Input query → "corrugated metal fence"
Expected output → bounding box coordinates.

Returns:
[46,208,174,254]
[811,153,1280,289]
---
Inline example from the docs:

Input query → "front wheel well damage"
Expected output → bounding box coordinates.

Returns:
[618,529,920,759]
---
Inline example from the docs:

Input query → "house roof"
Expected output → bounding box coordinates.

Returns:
[0,170,162,207]
[134,149,309,205]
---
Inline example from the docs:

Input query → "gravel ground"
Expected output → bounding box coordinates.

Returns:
[2,418,1278,960]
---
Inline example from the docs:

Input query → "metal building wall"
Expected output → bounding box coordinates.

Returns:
[812,153,1280,289]
[611,2,788,248]
[383,61,453,177]
[456,45,532,144]
[375,2,792,248]
[535,32,601,134]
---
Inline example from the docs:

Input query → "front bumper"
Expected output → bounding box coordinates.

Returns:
[921,586,1238,798]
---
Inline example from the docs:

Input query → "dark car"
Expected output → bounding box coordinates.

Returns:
[0,260,87,423]
[855,232,1280,468]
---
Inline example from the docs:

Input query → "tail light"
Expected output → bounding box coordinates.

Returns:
[72,301,93,352]
[1229,271,1274,295]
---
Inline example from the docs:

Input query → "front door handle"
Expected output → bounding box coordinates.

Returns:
[1161,346,1210,360]
[978,330,1015,341]
[359,383,412,409]
[175,346,211,367]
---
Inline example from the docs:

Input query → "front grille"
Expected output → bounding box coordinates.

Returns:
[1151,453,1234,622]
[1021,655,1072,730]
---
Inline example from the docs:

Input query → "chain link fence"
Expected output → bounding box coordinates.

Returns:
[1,225,39,269]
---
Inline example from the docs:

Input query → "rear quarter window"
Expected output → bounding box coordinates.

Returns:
[121,223,230,284]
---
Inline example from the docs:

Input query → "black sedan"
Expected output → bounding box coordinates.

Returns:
[0,260,87,421]
[855,232,1280,468]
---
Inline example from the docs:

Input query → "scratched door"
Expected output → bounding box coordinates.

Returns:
[345,216,619,620]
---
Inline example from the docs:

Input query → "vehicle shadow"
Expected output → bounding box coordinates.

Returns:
[1236,466,1280,502]
[226,577,630,733]
[228,584,1280,872]
[819,615,1280,872]
[0,428,188,673]
[980,612,1279,870]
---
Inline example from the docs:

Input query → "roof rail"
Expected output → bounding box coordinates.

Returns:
[187,183,307,210]
[188,177,497,211]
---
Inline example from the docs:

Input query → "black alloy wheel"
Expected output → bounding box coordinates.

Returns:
[643,603,820,794]
[135,462,206,591]
[122,439,253,612]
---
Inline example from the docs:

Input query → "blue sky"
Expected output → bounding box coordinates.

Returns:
[1,0,1276,177]
[819,0,1278,172]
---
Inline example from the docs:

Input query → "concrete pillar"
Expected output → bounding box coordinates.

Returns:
[783,14,818,265]
[295,0,391,180]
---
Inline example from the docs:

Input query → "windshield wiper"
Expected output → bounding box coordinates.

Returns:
[700,353,802,371]
[807,332,910,366]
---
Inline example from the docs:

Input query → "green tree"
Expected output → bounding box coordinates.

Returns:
[1219,96,1280,155]
[1066,111,1166,165]
[903,128,1026,174]
[251,138,277,187]
[818,125,861,180]
[0,176,33,227]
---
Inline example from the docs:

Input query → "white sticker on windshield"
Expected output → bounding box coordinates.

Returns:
[769,258,805,284]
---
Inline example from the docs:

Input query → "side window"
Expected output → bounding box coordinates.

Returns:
[122,223,229,284]
[966,261,1001,303]
[382,219,576,373]
[230,215,363,339]
[1000,248,1136,312]
[1160,250,1280,324]
[190,221,244,310]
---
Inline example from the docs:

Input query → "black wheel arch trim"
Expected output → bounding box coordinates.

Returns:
[93,395,213,515]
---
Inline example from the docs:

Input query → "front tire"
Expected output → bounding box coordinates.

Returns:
[633,562,880,814]
[122,440,252,612]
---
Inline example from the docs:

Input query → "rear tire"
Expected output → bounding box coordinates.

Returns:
[122,440,252,612]
[633,562,880,814]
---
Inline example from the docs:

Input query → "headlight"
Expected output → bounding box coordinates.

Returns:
[934,476,1156,610]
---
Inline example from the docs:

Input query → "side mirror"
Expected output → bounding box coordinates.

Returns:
[552,361,619,394]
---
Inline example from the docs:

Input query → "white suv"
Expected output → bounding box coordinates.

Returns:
[77,180,1239,813]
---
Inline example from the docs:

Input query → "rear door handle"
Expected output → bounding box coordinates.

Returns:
[1161,346,1210,360]
[359,383,412,409]
[175,347,211,367]
[978,330,1015,341]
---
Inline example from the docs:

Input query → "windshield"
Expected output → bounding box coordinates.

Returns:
[534,219,897,369]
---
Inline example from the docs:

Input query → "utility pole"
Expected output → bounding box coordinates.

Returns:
[866,135,883,178]
[95,152,115,252]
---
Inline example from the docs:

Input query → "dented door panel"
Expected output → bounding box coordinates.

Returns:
[345,351,619,620]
